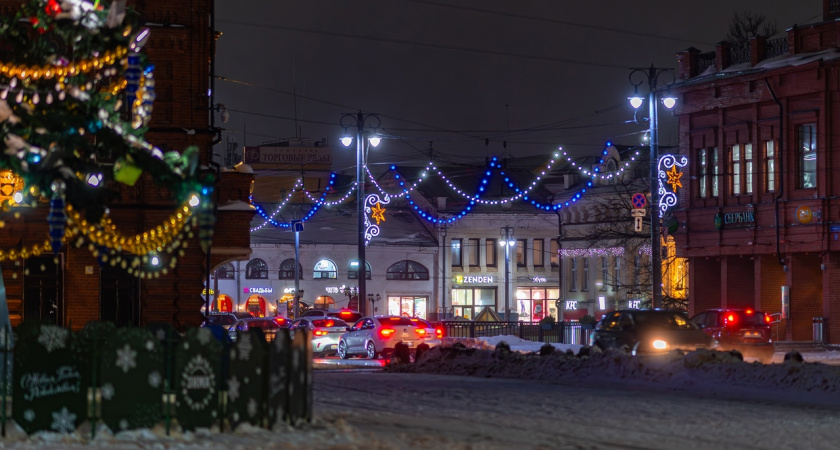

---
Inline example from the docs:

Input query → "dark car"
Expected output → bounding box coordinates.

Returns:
[228,317,289,342]
[590,310,715,356]
[690,309,774,363]
[203,312,253,331]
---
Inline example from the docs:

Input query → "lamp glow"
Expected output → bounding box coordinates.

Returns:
[662,96,677,109]
[630,96,643,109]
[369,136,381,147]
[340,136,353,147]
[189,194,200,207]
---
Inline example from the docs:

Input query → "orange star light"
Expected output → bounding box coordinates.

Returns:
[666,165,683,192]
[371,201,386,224]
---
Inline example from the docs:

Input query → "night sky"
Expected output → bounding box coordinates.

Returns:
[212,1,821,172]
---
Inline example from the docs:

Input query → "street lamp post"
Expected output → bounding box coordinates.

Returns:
[499,226,515,321]
[629,65,676,309]
[340,111,381,316]
[367,293,381,314]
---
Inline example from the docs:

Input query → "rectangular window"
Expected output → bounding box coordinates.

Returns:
[744,143,754,194]
[582,258,590,291]
[600,257,608,291]
[799,124,817,189]
[533,239,544,267]
[451,239,462,267]
[613,257,621,291]
[712,147,719,197]
[731,144,741,195]
[516,239,526,267]
[765,140,776,192]
[729,145,741,195]
[698,148,708,198]
[468,238,480,267]
[549,239,559,268]
[569,258,577,291]
[485,239,497,267]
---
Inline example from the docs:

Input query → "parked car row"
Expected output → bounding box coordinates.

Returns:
[205,310,443,359]
[589,308,775,363]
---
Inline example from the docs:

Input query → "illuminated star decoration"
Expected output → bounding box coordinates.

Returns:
[370,201,386,225]
[363,193,391,245]
[666,164,683,192]
[657,154,688,217]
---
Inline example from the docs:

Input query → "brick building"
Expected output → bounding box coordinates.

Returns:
[0,0,253,331]
[672,1,840,343]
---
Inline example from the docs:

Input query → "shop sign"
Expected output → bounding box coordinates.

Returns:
[531,277,547,283]
[796,206,814,224]
[244,145,332,169]
[201,288,214,295]
[283,288,297,294]
[325,286,354,294]
[454,275,494,284]
[714,208,755,230]
[564,300,578,310]
[627,300,641,309]
[243,287,273,294]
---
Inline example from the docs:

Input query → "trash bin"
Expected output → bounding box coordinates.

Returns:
[813,317,827,343]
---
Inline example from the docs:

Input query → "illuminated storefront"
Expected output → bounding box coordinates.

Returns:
[515,286,559,322]
[387,296,428,319]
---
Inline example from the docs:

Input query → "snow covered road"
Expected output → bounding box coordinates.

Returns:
[313,370,840,449]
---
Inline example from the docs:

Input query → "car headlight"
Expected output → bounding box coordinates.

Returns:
[652,339,668,350]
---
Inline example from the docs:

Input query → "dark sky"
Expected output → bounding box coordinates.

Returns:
[212,0,821,172]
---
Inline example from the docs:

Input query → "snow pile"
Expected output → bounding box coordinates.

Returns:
[389,336,840,401]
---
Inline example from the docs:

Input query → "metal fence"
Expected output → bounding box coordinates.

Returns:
[439,321,592,346]
[0,321,312,438]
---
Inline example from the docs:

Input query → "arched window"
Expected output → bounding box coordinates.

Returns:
[313,259,337,279]
[386,260,429,280]
[215,262,235,279]
[314,296,335,309]
[246,258,268,279]
[279,258,303,280]
[348,260,371,280]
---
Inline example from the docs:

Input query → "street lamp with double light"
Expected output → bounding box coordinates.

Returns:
[499,226,516,321]
[340,111,381,315]
[629,65,676,309]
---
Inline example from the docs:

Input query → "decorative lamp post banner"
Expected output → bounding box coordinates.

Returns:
[364,193,389,245]
[657,154,687,217]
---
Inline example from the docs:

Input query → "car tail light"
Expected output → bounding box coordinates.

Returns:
[746,309,754,315]
[414,328,426,337]
[274,317,286,326]
[313,330,328,336]
[435,327,443,339]
[379,328,396,339]
[764,314,772,323]
[725,313,737,326]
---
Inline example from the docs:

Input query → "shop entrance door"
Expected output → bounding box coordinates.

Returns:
[23,256,63,325]
[100,263,140,326]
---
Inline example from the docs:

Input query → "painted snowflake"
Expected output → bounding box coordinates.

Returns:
[145,340,155,351]
[197,328,211,345]
[232,411,240,422]
[50,407,76,433]
[247,398,257,418]
[116,344,137,373]
[38,326,68,353]
[228,376,240,402]
[237,336,253,360]
[119,419,129,430]
[156,329,166,341]
[101,383,115,400]
[23,409,35,422]
[148,371,162,388]
[0,327,10,348]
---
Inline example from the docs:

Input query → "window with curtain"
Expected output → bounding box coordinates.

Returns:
[569,258,577,291]
[799,123,817,189]
[451,239,462,267]
[582,258,590,291]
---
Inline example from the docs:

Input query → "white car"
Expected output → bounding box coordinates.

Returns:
[337,316,426,359]
[409,318,443,348]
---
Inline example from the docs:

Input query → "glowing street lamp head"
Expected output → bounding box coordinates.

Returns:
[369,136,381,147]
[662,96,677,109]
[630,96,643,109]
[340,136,353,147]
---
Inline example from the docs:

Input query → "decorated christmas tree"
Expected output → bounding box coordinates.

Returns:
[0,0,213,276]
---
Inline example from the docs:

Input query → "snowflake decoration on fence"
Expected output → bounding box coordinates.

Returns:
[236,336,252,361]
[38,326,68,352]
[197,328,212,345]
[116,344,137,373]
[148,371,162,388]
[101,383,115,400]
[228,376,240,402]
[23,409,35,422]
[247,398,257,418]
[50,407,76,434]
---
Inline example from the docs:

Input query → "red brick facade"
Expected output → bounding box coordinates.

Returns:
[674,4,840,343]
[0,0,253,331]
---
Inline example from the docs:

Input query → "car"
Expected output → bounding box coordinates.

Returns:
[337,315,426,359]
[289,317,349,356]
[301,308,364,324]
[203,312,254,331]
[228,317,288,342]
[690,308,775,363]
[590,309,715,356]
[409,318,443,348]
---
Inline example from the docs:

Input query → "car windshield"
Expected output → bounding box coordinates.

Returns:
[312,319,347,328]
[249,320,279,329]
[377,317,415,326]
[634,312,697,330]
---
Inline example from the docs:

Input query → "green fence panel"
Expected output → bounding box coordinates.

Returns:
[173,328,222,431]
[266,329,290,428]
[227,330,267,430]
[13,322,85,435]
[100,327,164,432]
[287,329,312,425]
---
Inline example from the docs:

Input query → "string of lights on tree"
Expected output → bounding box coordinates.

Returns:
[0,0,214,278]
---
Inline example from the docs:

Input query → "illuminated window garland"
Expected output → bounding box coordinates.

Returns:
[560,247,625,258]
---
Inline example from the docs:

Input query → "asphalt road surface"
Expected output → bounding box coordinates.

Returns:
[313,370,840,449]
